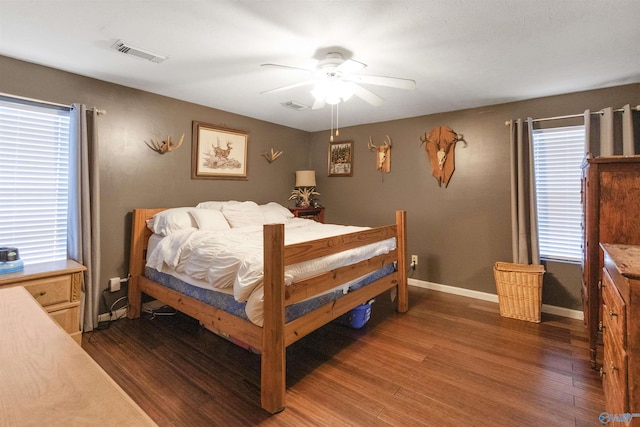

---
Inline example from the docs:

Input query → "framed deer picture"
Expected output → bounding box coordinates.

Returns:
[191,121,248,180]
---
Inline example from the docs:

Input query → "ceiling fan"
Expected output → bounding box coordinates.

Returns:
[260,52,416,110]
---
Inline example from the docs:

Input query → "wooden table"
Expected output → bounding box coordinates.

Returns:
[289,206,325,223]
[0,286,156,426]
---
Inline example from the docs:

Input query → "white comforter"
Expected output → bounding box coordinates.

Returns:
[146,217,396,325]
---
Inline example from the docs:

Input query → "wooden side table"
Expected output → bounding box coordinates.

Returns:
[0,259,85,344]
[290,206,325,223]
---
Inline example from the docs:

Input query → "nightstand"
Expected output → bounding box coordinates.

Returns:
[290,206,325,223]
[0,259,85,344]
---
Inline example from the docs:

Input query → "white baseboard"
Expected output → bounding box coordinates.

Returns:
[408,278,584,321]
[96,283,582,322]
[97,306,128,323]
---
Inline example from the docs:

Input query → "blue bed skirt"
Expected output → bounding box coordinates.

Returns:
[144,263,396,324]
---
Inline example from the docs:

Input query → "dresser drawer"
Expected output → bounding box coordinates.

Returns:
[0,260,85,343]
[48,304,81,344]
[602,269,627,348]
[21,275,72,307]
[602,335,629,414]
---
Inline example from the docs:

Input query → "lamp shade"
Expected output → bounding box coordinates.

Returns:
[295,170,316,187]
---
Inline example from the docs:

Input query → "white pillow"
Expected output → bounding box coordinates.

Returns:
[221,201,264,228]
[195,201,228,210]
[148,207,197,236]
[260,202,294,223]
[189,209,231,231]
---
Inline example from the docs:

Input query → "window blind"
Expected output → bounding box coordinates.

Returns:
[532,125,585,262]
[0,98,71,265]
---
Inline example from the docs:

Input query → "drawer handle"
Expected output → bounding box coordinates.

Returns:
[609,310,618,319]
[37,291,47,297]
[599,364,620,376]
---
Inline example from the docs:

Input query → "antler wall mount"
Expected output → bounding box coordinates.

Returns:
[145,133,185,154]
[419,126,464,187]
[368,135,392,174]
[261,148,283,163]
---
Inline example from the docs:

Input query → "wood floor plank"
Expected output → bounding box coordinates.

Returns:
[82,287,605,426]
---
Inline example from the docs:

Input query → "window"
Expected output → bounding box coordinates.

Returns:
[532,125,585,262]
[0,97,71,265]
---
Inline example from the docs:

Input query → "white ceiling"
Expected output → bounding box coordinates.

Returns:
[1,0,639,132]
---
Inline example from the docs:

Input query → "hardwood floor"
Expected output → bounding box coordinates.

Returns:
[82,287,605,426]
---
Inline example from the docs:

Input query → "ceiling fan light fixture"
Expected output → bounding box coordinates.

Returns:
[261,51,414,111]
[310,82,327,100]
[325,95,341,105]
[311,80,354,105]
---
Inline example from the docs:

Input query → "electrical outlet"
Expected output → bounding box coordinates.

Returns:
[109,277,121,292]
[411,255,418,267]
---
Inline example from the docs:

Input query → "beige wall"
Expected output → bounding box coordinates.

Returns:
[1,55,639,311]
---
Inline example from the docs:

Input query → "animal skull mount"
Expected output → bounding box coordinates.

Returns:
[368,135,392,173]
[146,133,185,154]
[420,126,460,187]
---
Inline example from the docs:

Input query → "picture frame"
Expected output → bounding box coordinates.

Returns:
[191,121,248,180]
[328,140,353,177]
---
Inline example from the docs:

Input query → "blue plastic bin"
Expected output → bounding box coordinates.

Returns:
[341,299,375,329]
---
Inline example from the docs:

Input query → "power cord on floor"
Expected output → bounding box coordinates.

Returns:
[143,304,177,320]
[95,289,129,331]
[87,291,129,342]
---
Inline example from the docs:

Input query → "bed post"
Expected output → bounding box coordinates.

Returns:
[396,210,408,313]
[127,275,142,319]
[127,208,164,320]
[127,209,148,319]
[261,223,286,413]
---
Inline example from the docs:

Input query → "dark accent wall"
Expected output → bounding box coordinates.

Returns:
[308,84,639,310]
[0,55,311,296]
[1,54,638,311]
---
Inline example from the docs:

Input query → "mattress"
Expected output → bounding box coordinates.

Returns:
[145,219,397,327]
[145,263,395,325]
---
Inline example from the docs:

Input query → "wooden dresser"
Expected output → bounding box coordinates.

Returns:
[601,244,640,425]
[0,286,156,426]
[0,259,85,344]
[582,156,640,369]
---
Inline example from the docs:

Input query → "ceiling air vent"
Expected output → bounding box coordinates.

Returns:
[281,101,310,111]
[110,40,168,64]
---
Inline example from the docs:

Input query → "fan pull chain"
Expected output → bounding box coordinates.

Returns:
[330,104,334,142]
[335,102,340,138]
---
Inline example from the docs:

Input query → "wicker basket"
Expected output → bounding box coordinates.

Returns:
[493,262,545,323]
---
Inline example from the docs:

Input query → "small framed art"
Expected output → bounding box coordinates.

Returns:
[328,140,353,177]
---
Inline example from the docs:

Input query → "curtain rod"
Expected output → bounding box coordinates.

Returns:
[504,105,640,126]
[0,92,106,115]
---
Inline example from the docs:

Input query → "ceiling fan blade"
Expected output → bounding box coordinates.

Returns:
[345,74,416,90]
[260,63,314,73]
[260,80,317,95]
[335,58,366,75]
[351,84,385,107]
[311,97,326,110]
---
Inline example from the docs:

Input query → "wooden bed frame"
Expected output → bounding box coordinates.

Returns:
[127,208,408,413]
